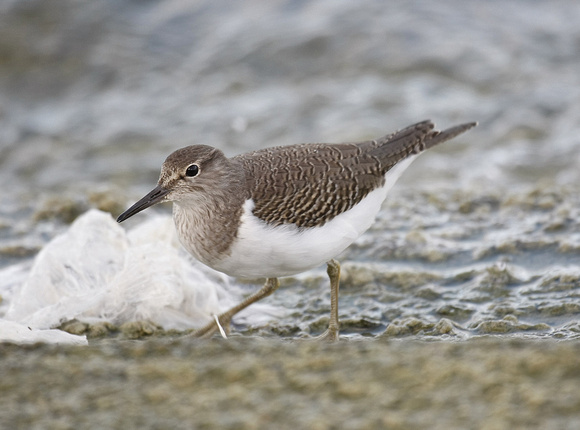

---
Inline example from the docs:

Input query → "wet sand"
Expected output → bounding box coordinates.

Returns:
[1,337,579,429]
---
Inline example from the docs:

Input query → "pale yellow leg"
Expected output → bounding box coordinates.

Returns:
[314,259,341,342]
[192,277,280,339]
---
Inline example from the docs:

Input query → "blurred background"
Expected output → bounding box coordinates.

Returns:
[1,0,579,210]
[1,0,580,339]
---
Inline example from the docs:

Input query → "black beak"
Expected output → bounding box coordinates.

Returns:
[117,185,170,223]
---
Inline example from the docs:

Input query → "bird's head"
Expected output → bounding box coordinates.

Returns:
[117,145,232,223]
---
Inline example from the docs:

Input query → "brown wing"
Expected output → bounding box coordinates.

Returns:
[232,120,476,228]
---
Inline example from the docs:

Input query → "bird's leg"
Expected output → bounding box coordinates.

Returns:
[192,277,280,339]
[314,259,341,342]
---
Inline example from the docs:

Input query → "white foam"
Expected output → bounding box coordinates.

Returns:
[0,320,87,345]
[1,209,278,343]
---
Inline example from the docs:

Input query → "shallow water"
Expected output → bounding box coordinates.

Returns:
[245,184,580,340]
[2,1,580,428]
[1,0,580,342]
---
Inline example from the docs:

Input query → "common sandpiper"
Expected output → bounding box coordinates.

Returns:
[117,120,477,340]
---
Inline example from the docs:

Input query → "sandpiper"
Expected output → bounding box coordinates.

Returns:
[117,120,476,340]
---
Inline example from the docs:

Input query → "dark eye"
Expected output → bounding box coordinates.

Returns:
[185,164,199,177]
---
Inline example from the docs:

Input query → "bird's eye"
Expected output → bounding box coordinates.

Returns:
[185,164,199,177]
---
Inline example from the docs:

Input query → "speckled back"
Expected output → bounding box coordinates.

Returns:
[234,121,475,228]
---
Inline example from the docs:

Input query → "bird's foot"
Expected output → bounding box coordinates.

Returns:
[188,278,280,339]
[311,323,340,342]
[191,314,232,339]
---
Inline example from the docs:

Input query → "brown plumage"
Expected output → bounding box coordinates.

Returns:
[117,119,477,340]
[236,120,476,228]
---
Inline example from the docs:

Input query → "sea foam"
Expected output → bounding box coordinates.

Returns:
[1,210,275,343]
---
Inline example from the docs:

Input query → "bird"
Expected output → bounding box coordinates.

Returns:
[117,120,476,340]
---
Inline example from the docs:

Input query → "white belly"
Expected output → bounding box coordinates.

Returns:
[212,156,417,278]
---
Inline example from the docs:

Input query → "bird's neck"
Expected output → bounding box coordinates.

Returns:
[172,173,247,268]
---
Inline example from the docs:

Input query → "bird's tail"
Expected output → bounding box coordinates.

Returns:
[369,120,477,166]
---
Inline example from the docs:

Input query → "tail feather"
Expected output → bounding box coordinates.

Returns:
[369,120,477,168]
[424,121,478,150]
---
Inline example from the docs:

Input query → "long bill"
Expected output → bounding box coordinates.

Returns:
[116,185,170,223]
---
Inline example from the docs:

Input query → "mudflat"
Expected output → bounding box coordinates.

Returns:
[1,337,579,429]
